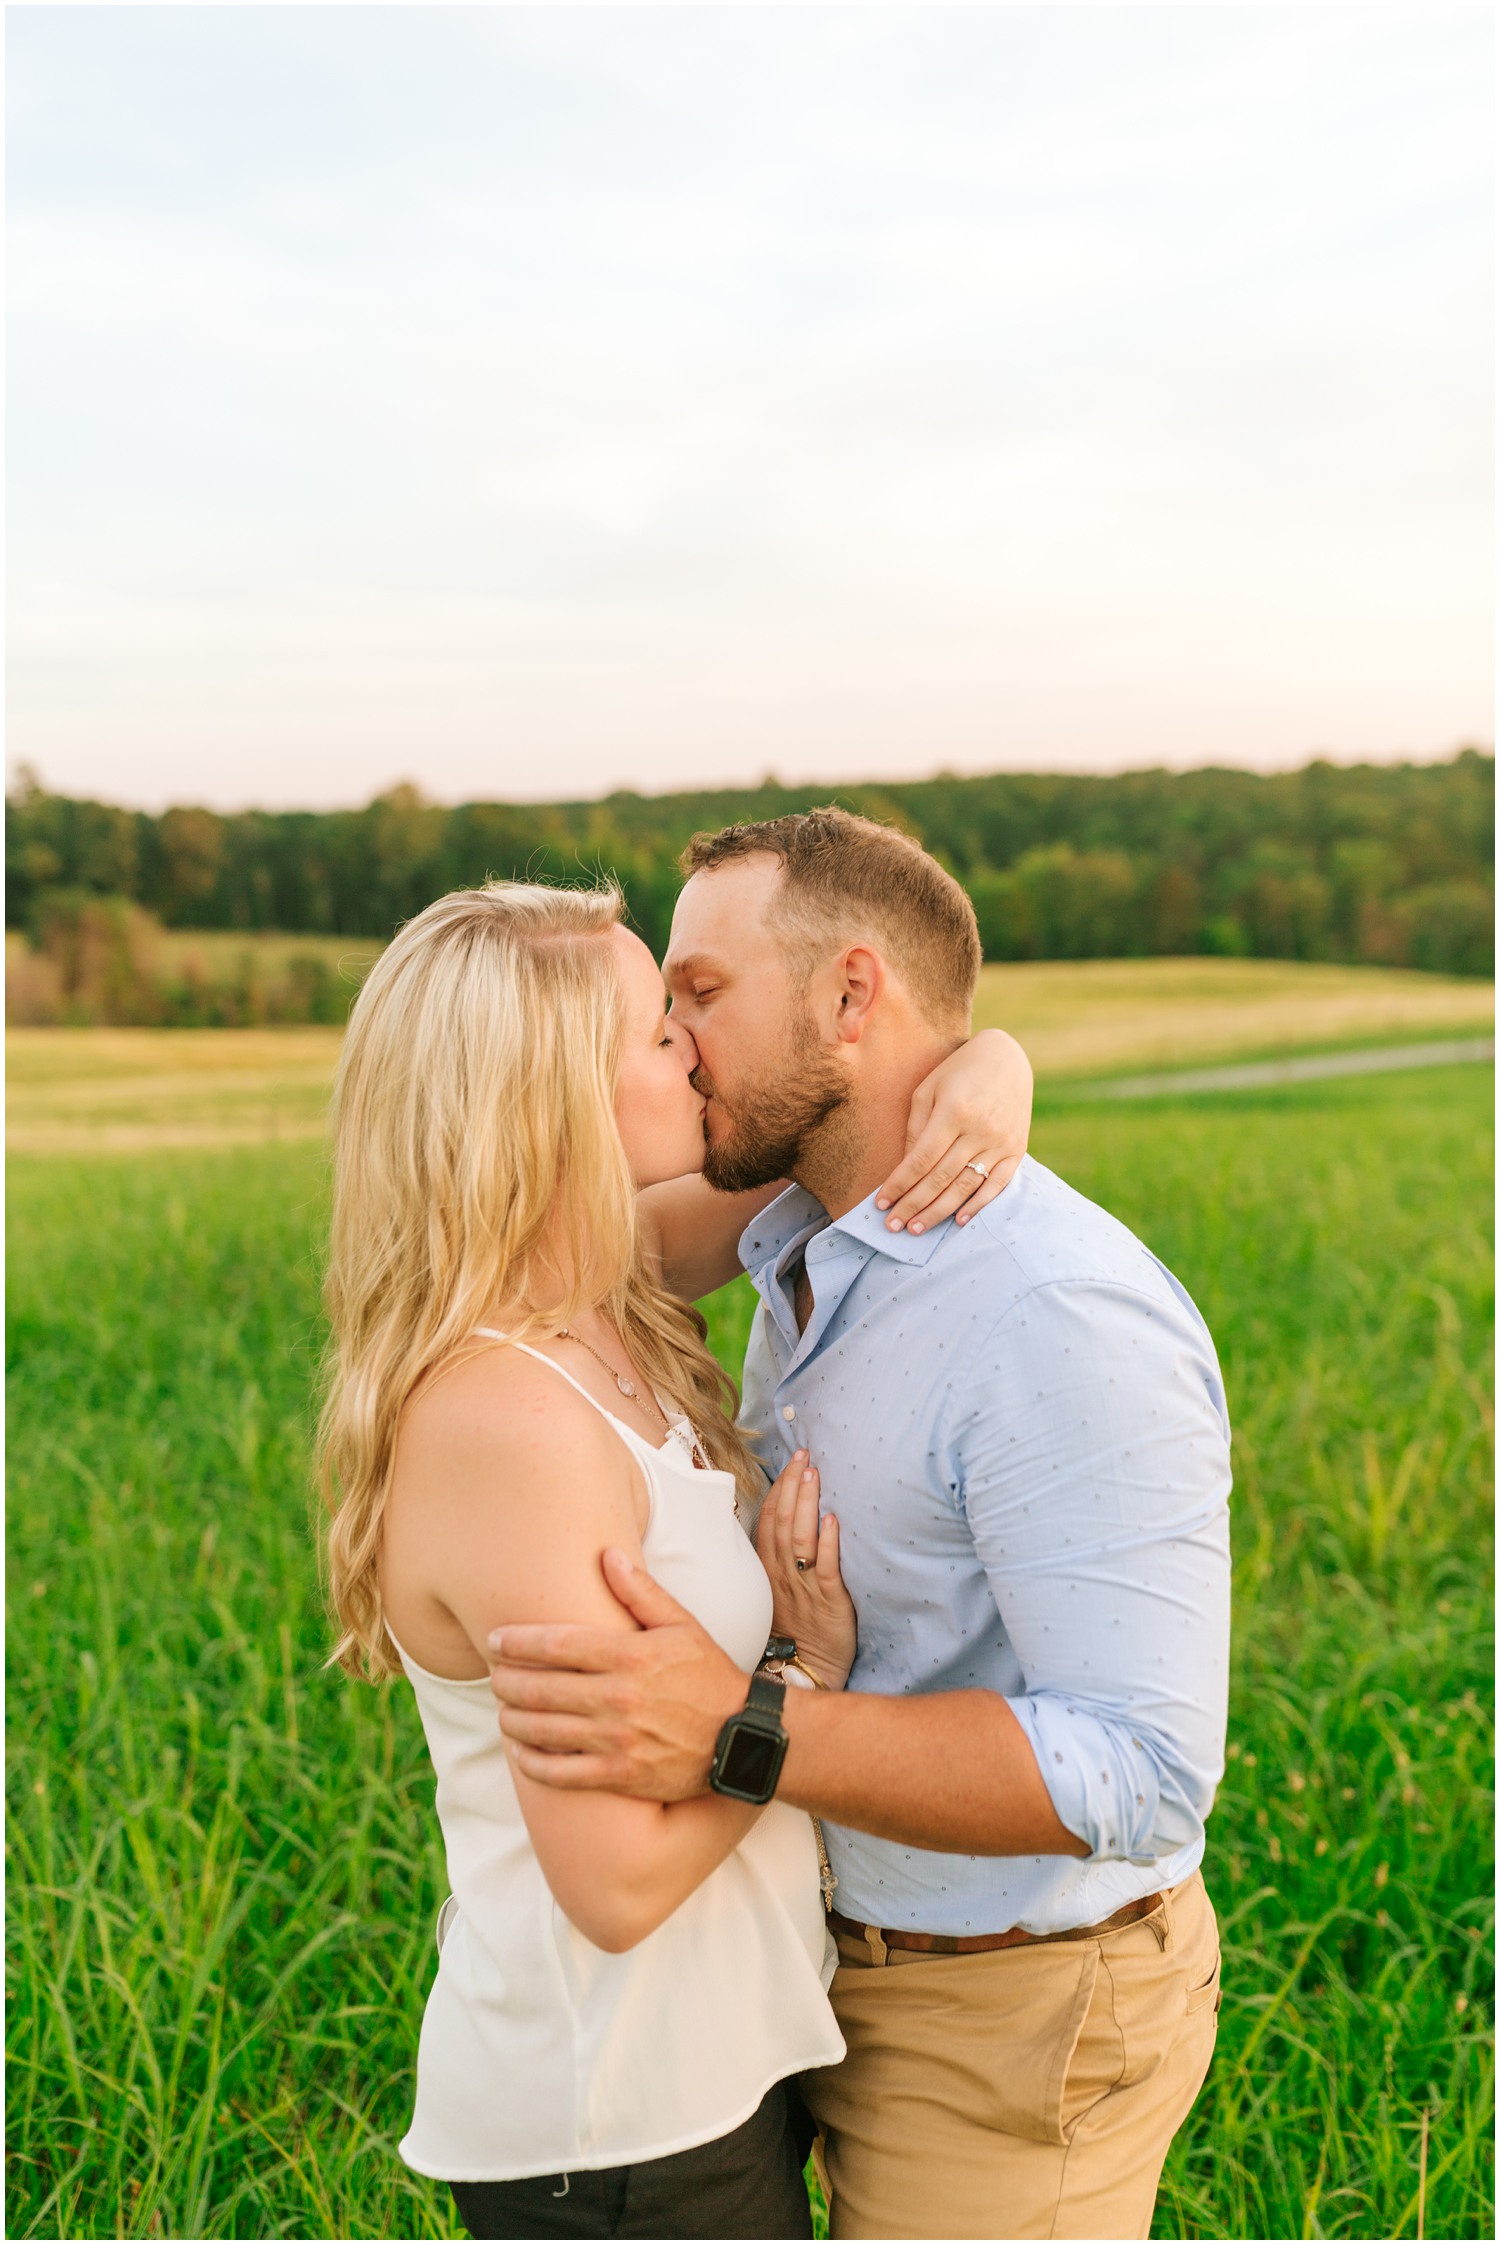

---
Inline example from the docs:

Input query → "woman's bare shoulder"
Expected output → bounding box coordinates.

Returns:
[383,1341,647,1670]
[399,1340,625,1491]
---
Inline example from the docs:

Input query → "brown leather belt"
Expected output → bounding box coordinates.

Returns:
[827,1890,1165,1958]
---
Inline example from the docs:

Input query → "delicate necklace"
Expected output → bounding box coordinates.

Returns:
[556,1327,709,1470]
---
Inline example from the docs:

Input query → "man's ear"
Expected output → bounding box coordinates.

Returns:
[833,944,885,1044]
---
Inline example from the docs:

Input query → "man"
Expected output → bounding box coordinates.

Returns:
[491,809,1231,2241]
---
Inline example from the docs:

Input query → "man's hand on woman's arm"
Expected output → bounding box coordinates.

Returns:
[488,1549,1086,1861]
[640,1026,1034,1299]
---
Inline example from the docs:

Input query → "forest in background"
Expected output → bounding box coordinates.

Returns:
[6,751,1493,1025]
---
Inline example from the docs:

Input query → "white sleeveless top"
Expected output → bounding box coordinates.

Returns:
[390,1335,845,2183]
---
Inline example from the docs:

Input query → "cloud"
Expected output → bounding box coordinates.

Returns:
[7,5,1492,809]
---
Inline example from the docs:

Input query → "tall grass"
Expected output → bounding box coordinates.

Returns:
[6,1067,1493,2239]
[1033,1074,1494,2239]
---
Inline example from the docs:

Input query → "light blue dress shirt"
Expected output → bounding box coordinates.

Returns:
[737,1155,1232,1936]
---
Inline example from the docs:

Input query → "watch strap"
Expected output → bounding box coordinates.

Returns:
[708,1672,790,1803]
[744,1672,787,1724]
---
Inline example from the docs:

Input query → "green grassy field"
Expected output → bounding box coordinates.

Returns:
[7,958,1493,1154]
[6,1066,1494,2240]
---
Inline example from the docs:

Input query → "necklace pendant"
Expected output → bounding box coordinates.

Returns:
[616,1376,639,1399]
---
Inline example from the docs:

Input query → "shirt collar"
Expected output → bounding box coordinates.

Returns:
[737,1181,950,1278]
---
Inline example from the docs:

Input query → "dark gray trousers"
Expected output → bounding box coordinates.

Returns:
[449,2080,816,2240]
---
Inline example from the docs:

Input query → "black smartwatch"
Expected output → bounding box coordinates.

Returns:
[708,1674,789,1804]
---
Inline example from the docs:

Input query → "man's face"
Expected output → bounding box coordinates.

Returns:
[663,856,849,1193]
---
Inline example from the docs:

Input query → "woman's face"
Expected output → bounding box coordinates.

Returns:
[610,925,707,1188]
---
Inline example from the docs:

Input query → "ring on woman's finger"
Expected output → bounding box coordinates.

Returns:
[794,1558,809,1573]
[964,1157,990,1182]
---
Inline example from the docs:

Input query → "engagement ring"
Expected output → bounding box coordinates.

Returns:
[964,1158,990,1181]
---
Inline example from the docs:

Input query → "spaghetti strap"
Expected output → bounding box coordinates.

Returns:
[469,1328,640,1438]
[468,1326,660,1533]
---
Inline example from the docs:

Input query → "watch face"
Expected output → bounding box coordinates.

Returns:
[716,1723,784,1801]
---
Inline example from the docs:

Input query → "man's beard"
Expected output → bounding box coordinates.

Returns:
[695,1014,850,1195]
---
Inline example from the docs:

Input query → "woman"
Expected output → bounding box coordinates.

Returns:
[319,881,1033,2241]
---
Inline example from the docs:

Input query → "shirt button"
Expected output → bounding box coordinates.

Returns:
[782,1405,797,1420]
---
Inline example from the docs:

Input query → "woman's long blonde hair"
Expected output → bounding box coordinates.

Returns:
[318,880,762,1680]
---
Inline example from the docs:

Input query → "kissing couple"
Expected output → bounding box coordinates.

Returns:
[320,808,1231,2241]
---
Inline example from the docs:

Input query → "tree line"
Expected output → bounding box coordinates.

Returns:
[5,751,1493,1026]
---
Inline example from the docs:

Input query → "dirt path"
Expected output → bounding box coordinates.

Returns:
[1073,1036,1496,1101]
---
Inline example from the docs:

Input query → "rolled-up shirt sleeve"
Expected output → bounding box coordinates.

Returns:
[943,1274,1232,1863]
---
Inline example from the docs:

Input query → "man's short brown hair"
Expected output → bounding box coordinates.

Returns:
[681,805,981,1035]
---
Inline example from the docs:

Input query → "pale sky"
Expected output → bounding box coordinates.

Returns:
[7,5,1494,812]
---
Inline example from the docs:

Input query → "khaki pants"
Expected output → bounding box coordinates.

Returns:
[800,1874,1221,2241]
